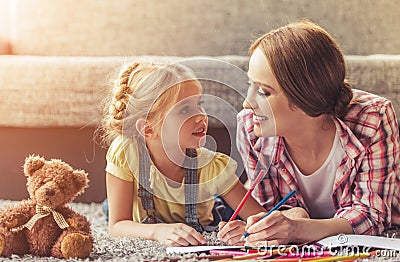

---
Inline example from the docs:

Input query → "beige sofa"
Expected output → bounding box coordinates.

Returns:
[0,0,399,203]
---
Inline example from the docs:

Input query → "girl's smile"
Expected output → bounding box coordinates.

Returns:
[192,125,207,137]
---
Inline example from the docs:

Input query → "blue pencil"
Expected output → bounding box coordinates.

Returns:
[239,190,297,242]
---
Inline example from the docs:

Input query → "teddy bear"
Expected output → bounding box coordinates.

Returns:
[0,155,93,259]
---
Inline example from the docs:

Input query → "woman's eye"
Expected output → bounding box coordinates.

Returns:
[257,89,270,97]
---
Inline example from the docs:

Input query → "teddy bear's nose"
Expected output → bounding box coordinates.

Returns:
[45,188,55,196]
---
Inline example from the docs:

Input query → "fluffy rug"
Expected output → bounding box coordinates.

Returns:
[0,200,399,261]
[0,200,221,261]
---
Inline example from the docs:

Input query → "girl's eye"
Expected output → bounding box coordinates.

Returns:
[198,100,204,109]
[179,106,190,114]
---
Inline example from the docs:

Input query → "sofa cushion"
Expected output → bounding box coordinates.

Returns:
[0,55,398,129]
[0,55,249,128]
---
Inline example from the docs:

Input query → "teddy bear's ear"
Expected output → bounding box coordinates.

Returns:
[73,170,89,193]
[24,155,45,176]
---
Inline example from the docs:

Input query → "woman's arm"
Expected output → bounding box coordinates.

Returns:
[236,110,282,209]
[106,173,206,246]
[245,210,353,245]
[335,101,400,235]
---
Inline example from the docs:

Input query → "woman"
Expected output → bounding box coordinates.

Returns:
[218,20,400,246]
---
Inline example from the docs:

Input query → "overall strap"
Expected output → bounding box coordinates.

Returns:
[184,148,203,233]
[137,139,157,223]
[137,143,203,232]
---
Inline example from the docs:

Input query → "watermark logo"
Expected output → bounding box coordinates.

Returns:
[337,233,348,244]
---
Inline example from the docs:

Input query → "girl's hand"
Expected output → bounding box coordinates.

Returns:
[217,220,246,245]
[153,223,207,247]
[244,211,296,247]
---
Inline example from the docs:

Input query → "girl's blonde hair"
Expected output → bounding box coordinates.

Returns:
[99,61,197,146]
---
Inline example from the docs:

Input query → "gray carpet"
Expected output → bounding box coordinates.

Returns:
[0,200,399,261]
[0,200,221,261]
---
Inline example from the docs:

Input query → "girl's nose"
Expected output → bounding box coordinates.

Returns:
[194,112,207,123]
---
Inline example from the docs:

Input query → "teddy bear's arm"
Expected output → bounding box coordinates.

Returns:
[59,207,91,233]
[0,200,35,229]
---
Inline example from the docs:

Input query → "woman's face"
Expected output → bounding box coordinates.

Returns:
[244,48,302,137]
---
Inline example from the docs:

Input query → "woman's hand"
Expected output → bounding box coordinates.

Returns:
[217,220,247,245]
[153,223,207,247]
[244,211,296,247]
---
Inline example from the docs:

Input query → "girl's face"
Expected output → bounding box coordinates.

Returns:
[160,81,208,153]
[245,48,302,137]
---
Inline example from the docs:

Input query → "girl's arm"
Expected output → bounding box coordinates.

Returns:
[217,181,266,244]
[222,181,265,220]
[106,173,206,246]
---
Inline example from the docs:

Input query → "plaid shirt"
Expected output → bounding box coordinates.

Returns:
[237,89,400,235]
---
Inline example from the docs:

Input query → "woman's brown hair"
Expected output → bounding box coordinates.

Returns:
[250,20,353,117]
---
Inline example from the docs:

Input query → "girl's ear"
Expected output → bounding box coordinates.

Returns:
[135,118,156,139]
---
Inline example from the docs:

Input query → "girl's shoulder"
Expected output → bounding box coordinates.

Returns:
[106,136,139,172]
[197,147,236,169]
[197,147,239,196]
[197,147,237,176]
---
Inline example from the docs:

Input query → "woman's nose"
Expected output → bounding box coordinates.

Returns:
[243,98,258,110]
[243,99,251,109]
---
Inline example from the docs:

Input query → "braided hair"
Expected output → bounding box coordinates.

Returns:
[98,60,197,147]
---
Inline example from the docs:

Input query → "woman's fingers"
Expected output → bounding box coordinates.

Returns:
[245,211,293,246]
[247,211,281,233]
[246,212,268,230]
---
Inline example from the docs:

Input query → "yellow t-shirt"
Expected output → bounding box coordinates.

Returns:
[106,136,239,225]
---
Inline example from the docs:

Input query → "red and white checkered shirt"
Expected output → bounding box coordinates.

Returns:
[237,89,400,235]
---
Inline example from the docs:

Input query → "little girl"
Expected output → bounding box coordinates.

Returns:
[99,60,264,247]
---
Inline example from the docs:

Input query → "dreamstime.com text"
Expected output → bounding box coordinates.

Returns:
[253,243,400,258]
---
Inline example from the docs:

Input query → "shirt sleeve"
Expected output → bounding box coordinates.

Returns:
[236,109,280,209]
[105,136,137,182]
[198,148,239,201]
[335,100,400,235]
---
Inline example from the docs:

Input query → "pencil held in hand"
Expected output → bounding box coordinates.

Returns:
[228,171,268,222]
[238,190,296,242]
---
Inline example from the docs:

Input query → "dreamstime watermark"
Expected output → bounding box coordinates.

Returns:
[252,243,400,258]
[251,234,400,258]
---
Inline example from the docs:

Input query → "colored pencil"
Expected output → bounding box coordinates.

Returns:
[233,246,296,260]
[228,171,268,222]
[303,252,372,262]
[238,190,296,242]
[209,249,248,256]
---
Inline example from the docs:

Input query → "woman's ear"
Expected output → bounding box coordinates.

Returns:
[135,118,156,139]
